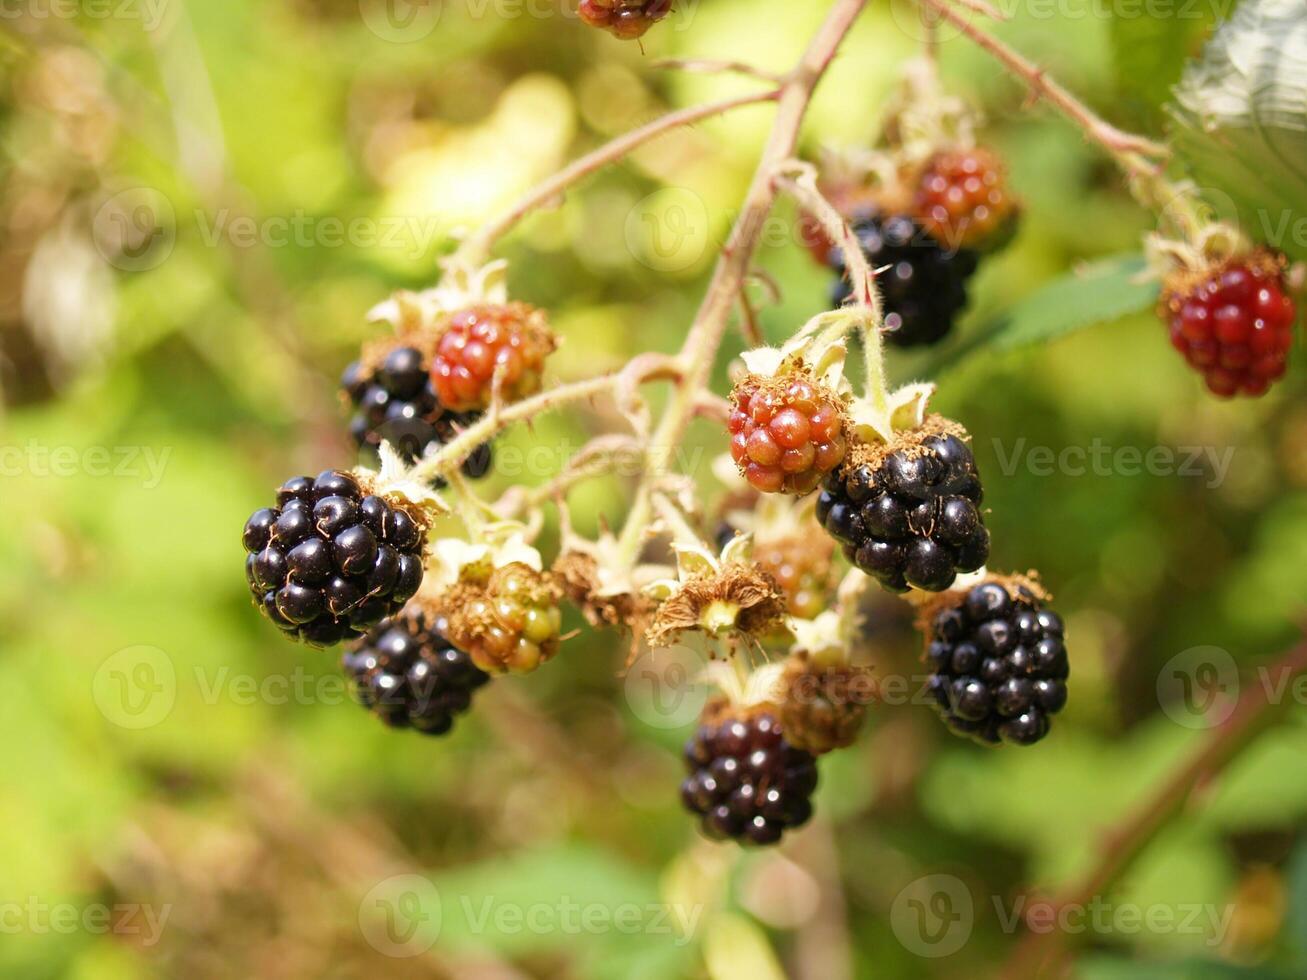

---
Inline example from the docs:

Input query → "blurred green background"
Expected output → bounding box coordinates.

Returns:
[2,0,1306,977]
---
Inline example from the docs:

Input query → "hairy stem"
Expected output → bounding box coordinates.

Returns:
[921,0,1167,169]
[615,0,872,564]
[453,89,781,267]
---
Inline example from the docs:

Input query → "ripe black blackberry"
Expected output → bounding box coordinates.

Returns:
[341,347,492,479]
[925,579,1068,746]
[817,425,989,593]
[680,706,818,847]
[242,469,427,647]
[342,609,489,735]
[828,211,978,347]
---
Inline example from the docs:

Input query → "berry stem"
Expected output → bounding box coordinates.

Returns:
[452,88,782,268]
[407,369,668,483]
[919,0,1168,171]
[652,492,712,552]
[614,0,873,567]
[492,434,644,518]
[999,639,1307,978]
[774,162,881,316]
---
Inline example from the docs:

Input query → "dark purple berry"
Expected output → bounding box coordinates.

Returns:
[343,610,489,735]
[819,435,988,593]
[680,709,817,847]
[829,211,979,347]
[242,480,427,647]
[926,582,1068,746]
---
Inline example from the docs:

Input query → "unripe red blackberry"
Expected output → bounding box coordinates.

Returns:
[817,421,989,593]
[430,303,556,413]
[441,562,564,675]
[829,212,978,347]
[728,373,847,495]
[1160,249,1297,398]
[342,347,492,478]
[750,532,836,620]
[924,577,1068,746]
[680,703,818,847]
[578,0,672,38]
[242,470,428,646]
[913,147,1018,252]
[342,608,489,735]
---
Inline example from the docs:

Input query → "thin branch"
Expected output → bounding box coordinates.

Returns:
[773,162,879,314]
[1000,640,1307,978]
[453,88,781,267]
[736,282,765,347]
[408,373,627,483]
[615,0,873,565]
[491,435,644,518]
[921,0,1167,168]
[651,57,787,85]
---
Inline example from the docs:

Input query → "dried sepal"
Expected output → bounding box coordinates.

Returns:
[367,258,510,332]
[352,442,448,532]
[645,535,789,648]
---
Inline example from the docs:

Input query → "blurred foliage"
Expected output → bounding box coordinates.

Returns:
[0,0,1304,978]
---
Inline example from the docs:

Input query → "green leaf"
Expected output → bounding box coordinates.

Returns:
[1109,4,1232,118]
[924,253,1158,376]
[1167,0,1307,262]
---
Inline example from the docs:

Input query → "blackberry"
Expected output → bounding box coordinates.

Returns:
[441,562,564,675]
[925,579,1068,746]
[578,0,672,38]
[342,346,492,479]
[430,303,556,413]
[913,147,1018,252]
[816,427,989,593]
[242,469,427,646]
[828,212,978,347]
[342,609,489,735]
[728,372,847,494]
[778,658,871,756]
[1161,250,1297,398]
[680,706,818,846]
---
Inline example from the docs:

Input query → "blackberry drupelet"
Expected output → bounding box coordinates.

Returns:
[680,707,818,847]
[925,580,1068,746]
[914,147,1018,252]
[242,469,427,647]
[342,610,489,735]
[341,346,492,479]
[817,429,989,593]
[828,212,978,347]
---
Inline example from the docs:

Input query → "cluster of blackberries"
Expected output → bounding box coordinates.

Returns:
[341,347,491,478]
[342,611,490,736]
[681,710,818,846]
[243,470,426,646]
[817,433,989,593]
[926,581,1068,746]
[829,212,979,347]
